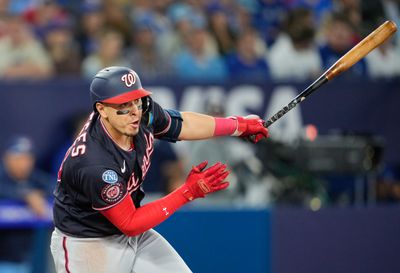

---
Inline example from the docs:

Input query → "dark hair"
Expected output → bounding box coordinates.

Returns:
[326,12,355,31]
[285,8,315,45]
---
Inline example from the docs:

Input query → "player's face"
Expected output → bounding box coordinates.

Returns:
[100,99,143,137]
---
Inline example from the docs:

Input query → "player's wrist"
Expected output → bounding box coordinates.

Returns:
[229,116,248,136]
[178,184,196,201]
[213,117,238,137]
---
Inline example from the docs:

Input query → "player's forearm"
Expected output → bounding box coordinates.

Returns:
[179,114,269,144]
[101,187,189,237]
[178,112,216,140]
[178,113,253,140]
[101,162,229,237]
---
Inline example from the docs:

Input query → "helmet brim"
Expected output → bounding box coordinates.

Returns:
[101,88,152,104]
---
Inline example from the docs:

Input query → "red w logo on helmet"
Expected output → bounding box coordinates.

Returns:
[121,72,136,87]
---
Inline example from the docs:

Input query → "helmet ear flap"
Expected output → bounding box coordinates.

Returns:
[141,96,151,114]
[141,96,153,126]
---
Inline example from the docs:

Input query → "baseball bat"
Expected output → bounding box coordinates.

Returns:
[264,20,397,128]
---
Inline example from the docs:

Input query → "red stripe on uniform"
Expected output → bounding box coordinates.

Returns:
[62,236,71,273]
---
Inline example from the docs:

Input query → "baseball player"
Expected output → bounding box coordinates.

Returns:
[50,66,268,273]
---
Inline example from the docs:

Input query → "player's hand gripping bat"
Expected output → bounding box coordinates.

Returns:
[264,20,397,128]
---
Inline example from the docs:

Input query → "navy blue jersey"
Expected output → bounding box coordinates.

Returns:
[53,101,182,237]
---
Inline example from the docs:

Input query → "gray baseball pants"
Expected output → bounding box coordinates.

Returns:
[50,228,192,273]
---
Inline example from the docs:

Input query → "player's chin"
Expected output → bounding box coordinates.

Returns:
[125,125,140,136]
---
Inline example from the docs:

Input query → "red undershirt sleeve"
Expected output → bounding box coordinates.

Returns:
[100,187,189,236]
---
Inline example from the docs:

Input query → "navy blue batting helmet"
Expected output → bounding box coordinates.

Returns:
[90,66,152,107]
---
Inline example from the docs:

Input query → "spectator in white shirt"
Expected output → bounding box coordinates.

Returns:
[267,8,322,81]
[366,39,400,79]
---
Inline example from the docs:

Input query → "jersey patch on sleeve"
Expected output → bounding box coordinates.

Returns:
[102,170,118,184]
[101,183,124,203]
[80,166,128,210]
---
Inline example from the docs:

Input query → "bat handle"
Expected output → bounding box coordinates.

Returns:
[264,119,273,128]
[264,100,299,128]
[264,75,328,128]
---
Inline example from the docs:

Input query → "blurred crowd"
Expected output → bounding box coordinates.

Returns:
[0,0,398,82]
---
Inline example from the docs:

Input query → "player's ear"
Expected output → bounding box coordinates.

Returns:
[96,102,108,118]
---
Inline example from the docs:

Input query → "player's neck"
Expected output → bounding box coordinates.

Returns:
[100,117,133,151]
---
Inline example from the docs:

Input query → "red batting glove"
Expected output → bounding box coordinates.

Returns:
[181,161,230,201]
[231,115,268,143]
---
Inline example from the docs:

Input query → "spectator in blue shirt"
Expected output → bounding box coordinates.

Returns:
[252,0,288,46]
[226,28,270,81]
[173,25,228,81]
[0,136,52,273]
[287,0,333,24]
[319,13,367,78]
